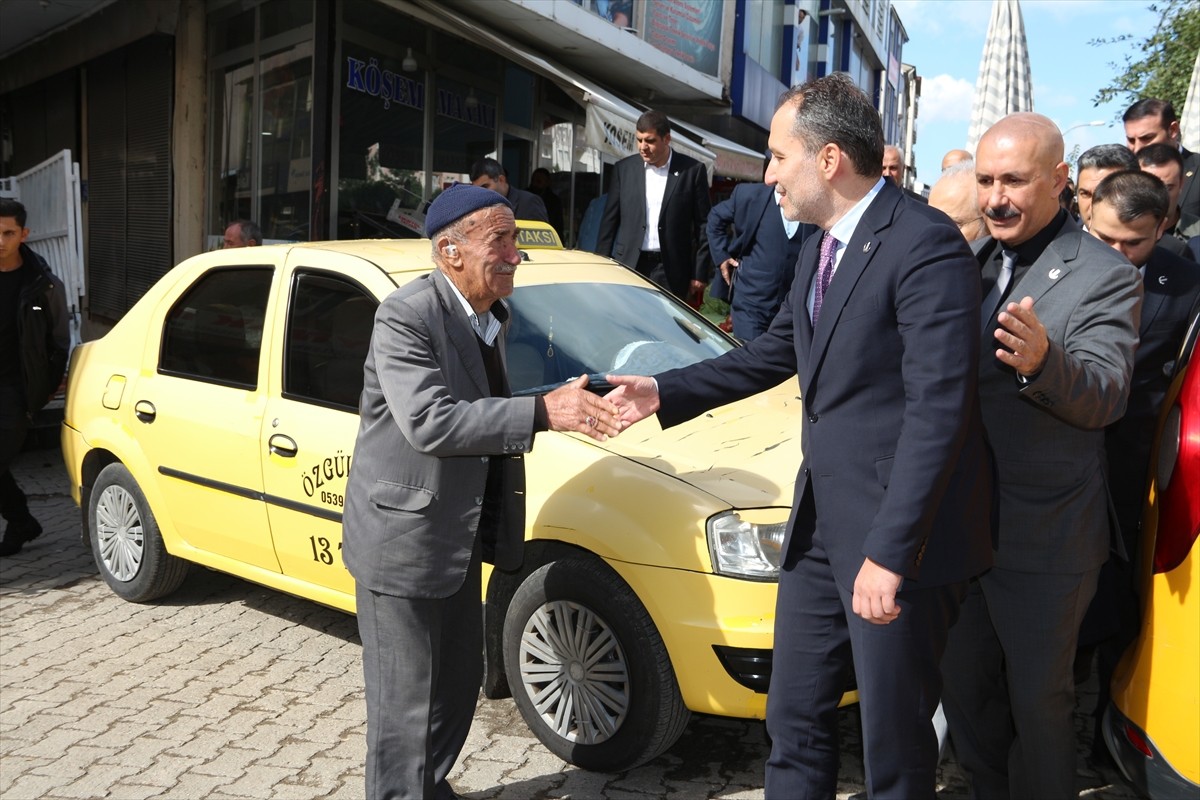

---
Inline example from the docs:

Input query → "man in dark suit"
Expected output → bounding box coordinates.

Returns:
[1079,169,1200,758]
[605,73,994,799]
[595,110,711,302]
[706,181,814,340]
[941,114,1143,800]
[1137,142,1198,261]
[883,143,928,204]
[342,184,619,800]
[469,157,549,224]
[1124,98,1199,238]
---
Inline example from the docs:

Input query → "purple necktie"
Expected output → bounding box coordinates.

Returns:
[812,231,839,324]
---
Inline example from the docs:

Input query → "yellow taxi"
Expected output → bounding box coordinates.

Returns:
[62,222,846,771]
[1104,311,1200,795]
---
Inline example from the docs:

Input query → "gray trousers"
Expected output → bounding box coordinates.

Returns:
[356,542,482,800]
[941,565,1101,800]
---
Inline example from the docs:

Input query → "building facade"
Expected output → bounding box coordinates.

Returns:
[0,0,914,329]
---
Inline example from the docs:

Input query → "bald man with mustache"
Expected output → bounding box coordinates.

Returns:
[940,113,1143,800]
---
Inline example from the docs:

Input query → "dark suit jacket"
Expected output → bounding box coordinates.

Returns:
[707,183,815,339]
[507,186,549,224]
[1178,147,1200,239]
[657,181,994,589]
[1105,245,1200,543]
[972,221,1142,574]
[595,150,711,298]
[342,269,536,599]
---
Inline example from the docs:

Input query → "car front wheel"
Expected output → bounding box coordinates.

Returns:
[502,556,690,771]
[89,463,188,602]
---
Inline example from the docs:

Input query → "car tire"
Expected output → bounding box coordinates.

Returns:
[502,557,690,771]
[89,463,188,602]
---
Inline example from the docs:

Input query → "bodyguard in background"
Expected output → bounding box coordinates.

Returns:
[0,198,69,557]
[595,110,711,302]
[1079,169,1200,762]
[341,184,619,799]
[707,180,815,341]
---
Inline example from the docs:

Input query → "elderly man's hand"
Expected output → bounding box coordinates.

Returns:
[994,296,1049,377]
[543,375,622,441]
[719,258,739,284]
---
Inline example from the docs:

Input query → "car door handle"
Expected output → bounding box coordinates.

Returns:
[134,400,156,423]
[268,434,298,458]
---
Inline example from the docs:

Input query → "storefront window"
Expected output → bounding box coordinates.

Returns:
[207,0,314,247]
[431,75,497,185]
[259,43,313,241]
[209,58,255,244]
[337,43,427,239]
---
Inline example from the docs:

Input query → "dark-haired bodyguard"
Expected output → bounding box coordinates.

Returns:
[1080,169,1200,760]
[1074,143,1138,228]
[606,73,993,798]
[469,157,549,224]
[595,110,711,301]
[1124,98,1200,238]
[341,184,619,799]
[0,198,69,557]
[941,114,1143,800]
[1137,142,1197,260]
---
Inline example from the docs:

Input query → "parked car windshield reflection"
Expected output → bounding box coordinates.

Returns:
[507,283,734,395]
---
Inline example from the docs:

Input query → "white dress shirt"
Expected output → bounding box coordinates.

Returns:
[642,152,672,252]
[807,177,886,319]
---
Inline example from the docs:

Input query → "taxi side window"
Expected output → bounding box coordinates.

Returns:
[284,271,377,411]
[159,268,272,388]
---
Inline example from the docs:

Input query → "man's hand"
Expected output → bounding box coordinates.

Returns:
[719,257,739,284]
[994,296,1049,377]
[543,375,622,441]
[603,374,661,427]
[852,557,903,625]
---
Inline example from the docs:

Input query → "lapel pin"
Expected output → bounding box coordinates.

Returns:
[862,241,872,253]
[1159,275,1168,285]
[1048,268,1062,280]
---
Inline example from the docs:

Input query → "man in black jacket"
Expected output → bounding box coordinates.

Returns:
[0,198,69,557]
[595,110,711,302]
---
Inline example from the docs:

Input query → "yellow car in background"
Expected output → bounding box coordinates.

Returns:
[1104,310,1200,796]
[62,225,840,772]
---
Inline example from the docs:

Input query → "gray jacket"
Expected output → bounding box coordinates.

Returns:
[342,269,536,598]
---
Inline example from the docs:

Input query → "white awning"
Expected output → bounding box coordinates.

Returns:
[405,0,716,174]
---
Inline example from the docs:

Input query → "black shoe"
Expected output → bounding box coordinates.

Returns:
[0,517,43,556]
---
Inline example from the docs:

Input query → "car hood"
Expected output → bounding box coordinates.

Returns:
[601,381,803,509]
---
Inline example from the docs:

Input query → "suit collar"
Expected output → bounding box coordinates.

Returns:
[973,218,1084,308]
[804,181,900,381]
[429,269,502,397]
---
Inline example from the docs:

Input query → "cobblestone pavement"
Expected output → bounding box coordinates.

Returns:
[1,443,1141,799]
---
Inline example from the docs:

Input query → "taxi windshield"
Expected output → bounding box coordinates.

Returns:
[506,283,735,395]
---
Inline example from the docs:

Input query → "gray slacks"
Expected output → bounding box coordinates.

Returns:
[356,543,482,800]
[941,565,1101,800]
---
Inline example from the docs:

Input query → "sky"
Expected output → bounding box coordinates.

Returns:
[891,0,1162,188]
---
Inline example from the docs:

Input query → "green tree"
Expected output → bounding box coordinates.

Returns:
[1090,0,1200,115]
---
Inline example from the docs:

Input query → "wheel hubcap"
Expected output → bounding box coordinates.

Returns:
[95,485,144,582]
[518,599,629,745]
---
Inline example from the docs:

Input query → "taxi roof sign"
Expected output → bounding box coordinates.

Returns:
[516,220,563,250]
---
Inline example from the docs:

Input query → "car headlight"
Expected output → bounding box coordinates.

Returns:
[707,509,787,581]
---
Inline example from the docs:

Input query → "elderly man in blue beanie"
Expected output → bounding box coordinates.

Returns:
[342,183,621,800]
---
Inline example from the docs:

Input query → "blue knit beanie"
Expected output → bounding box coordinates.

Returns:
[424,183,513,238]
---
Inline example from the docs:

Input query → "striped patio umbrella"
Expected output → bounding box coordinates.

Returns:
[966,0,1034,153]
[1181,45,1200,153]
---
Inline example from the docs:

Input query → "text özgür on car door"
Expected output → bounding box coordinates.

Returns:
[259,256,388,606]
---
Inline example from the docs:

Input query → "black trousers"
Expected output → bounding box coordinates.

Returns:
[0,385,32,525]
[764,528,966,799]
